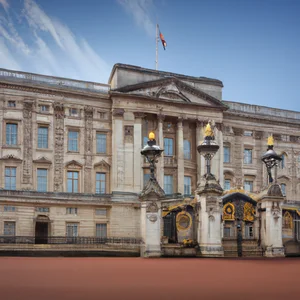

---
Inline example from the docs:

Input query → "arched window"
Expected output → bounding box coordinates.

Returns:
[280,183,286,196]
[283,211,293,229]
[183,140,191,160]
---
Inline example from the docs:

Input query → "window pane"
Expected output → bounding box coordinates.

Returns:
[244,149,252,164]
[4,221,16,236]
[96,224,107,238]
[6,124,17,145]
[68,131,79,151]
[184,140,191,160]
[37,169,48,192]
[96,133,107,153]
[67,171,79,193]
[164,138,173,156]
[184,176,191,195]
[224,180,231,190]
[96,173,106,194]
[244,181,253,192]
[224,147,230,163]
[164,175,173,194]
[281,184,286,196]
[38,127,48,148]
[5,167,16,190]
[144,174,151,187]
[66,223,78,237]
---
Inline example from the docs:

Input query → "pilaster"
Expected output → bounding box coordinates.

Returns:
[177,117,184,194]
[156,114,165,188]
[84,106,93,193]
[196,120,204,185]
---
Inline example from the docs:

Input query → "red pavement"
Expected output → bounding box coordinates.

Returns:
[0,257,299,300]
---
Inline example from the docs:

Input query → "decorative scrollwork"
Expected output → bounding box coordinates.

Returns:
[223,203,235,220]
[243,202,255,222]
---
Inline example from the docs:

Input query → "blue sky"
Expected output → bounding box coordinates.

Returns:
[0,0,299,111]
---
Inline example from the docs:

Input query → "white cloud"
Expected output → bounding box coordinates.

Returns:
[117,0,155,37]
[0,0,9,13]
[0,39,21,70]
[0,0,110,83]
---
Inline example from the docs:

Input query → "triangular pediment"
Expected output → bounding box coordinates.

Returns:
[94,159,110,170]
[0,154,22,161]
[33,157,52,164]
[65,160,83,169]
[112,77,227,109]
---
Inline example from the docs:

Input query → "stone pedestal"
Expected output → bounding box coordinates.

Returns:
[196,174,224,257]
[259,184,285,257]
[139,178,165,258]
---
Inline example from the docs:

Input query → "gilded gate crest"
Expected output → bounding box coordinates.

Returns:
[243,202,255,222]
[223,203,235,220]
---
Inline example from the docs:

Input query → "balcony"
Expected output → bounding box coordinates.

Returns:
[164,156,177,167]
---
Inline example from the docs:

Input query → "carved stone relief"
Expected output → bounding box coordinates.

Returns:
[124,125,134,143]
[146,202,159,213]
[84,106,93,192]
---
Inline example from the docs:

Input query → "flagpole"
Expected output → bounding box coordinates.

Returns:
[155,24,158,70]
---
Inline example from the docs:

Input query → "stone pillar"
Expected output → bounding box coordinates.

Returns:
[212,123,224,184]
[111,108,124,192]
[156,114,165,188]
[133,112,144,192]
[233,127,244,188]
[196,175,224,257]
[259,184,285,257]
[140,179,165,257]
[196,120,204,185]
[254,131,264,191]
[177,117,184,194]
[84,106,93,193]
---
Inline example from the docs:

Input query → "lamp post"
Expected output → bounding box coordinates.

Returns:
[141,131,164,180]
[197,123,219,176]
[261,135,282,183]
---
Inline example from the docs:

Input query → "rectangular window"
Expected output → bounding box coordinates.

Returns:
[8,101,16,107]
[244,149,253,164]
[244,181,253,192]
[184,140,191,160]
[4,205,16,212]
[223,225,233,238]
[224,179,231,190]
[96,173,106,194]
[67,171,79,193]
[245,225,254,239]
[37,127,48,148]
[184,176,192,195]
[281,183,286,196]
[5,167,16,190]
[95,208,107,217]
[66,223,78,237]
[164,175,173,195]
[40,105,49,112]
[96,133,107,153]
[224,146,230,163]
[96,223,107,238]
[144,173,151,187]
[6,123,17,145]
[37,169,48,192]
[4,221,16,236]
[66,207,78,214]
[143,136,148,147]
[164,138,173,156]
[68,130,79,152]
[36,207,50,213]
[244,131,253,137]
[69,108,78,116]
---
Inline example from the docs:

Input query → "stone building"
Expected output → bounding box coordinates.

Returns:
[0,64,299,256]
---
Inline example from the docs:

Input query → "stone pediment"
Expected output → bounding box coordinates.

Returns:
[65,160,83,169]
[0,154,22,161]
[33,157,52,164]
[94,160,110,170]
[112,77,227,109]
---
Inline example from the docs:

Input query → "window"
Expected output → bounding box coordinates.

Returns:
[95,209,107,217]
[164,138,173,156]
[244,181,253,192]
[96,173,106,194]
[66,223,78,237]
[244,149,252,164]
[244,131,253,137]
[67,171,79,193]
[4,221,15,236]
[223,223,234,238]
[184,140,191,160]
[281,154,286,169]
[37,127,48,148]
[143,136,148,147]
[37,169,48,192]
[7,101,16,107]
[4,206,16,212]
[144,173,151,187]
[6,123,17,145]
[164,175,173,195]
[36,207,50,213]
[5,167,16,190]
[69,108,78,116]
[224,146,230,163]
[281,183,286,196]
[283,211,293,229]
[224,179,231,190]
[68,130,79,152]
[66,207,78,214]
[96,223,107,238]
[96,133,107,153]
[40,105,49,112]
[245,224,254,239]
[184,176,192,195]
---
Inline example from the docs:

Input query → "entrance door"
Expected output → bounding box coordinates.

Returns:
[35,222,48,244]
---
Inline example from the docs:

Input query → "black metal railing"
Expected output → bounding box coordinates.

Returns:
[0,236,142,245]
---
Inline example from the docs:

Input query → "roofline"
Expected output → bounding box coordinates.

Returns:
[108,63,224,87]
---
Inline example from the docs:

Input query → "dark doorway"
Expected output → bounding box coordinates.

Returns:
[163,212,177,243]
[35,222,48,244]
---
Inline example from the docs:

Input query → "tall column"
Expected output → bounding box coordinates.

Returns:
[111,108,124,192]
[254,131,264,190]
[233,127,244,188]
[133,112,144,192]
[84,106,93,193]
[177,117,184,194]
[213,123,224,186]
[156,114,165,188]
[196,120,205,183]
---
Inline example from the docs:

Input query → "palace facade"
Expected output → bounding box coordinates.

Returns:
[0,64,299,256]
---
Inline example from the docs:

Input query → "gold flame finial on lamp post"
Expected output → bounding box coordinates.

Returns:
[267,135,274,146]
[149,131,155,141]
[204,123,214,137]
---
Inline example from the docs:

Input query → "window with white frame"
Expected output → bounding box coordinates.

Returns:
[67,171,79,193]
[66,207,78,215]
[5,167,16,190]
[96,173,106,194]
[244,149,253,164]
[69,108,78,117]
[68,130,79,152]
[224,179,231,190]
[281,183,286,196]
[164,175,173,195]
[37,126,48,148]
[245,224,254,239]
[6,123,17,145]
[244,180,253,192]
[4,221,16,236]
[224,146,230,163]
[96,223,107,238]
[183,140,191,160]
[184,176,192,195]
[37,169,48,192]
[4,205,16,212]
[66,223,78,237]
[223,222,234,238]
[164,138,173,156]
[96,133,107,153]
